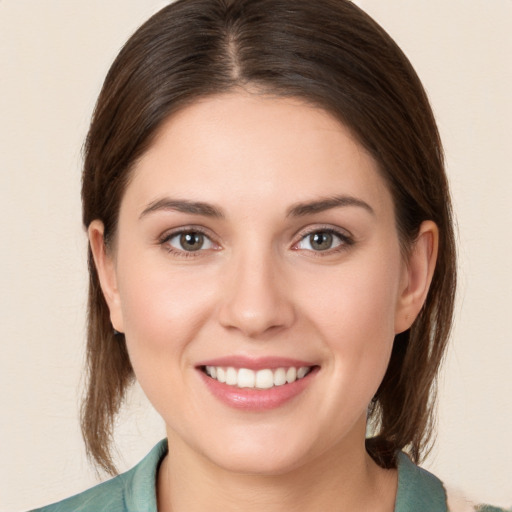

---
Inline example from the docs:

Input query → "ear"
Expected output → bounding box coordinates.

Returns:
[395,220,439,334]
[88,220,124,333]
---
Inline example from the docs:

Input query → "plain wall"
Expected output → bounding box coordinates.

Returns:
[1,1,510,510]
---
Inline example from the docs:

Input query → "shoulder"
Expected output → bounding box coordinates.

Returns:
[29,439,168,512]
[395,452,447,511]
[396,452,510,512]
[28,473,128,512]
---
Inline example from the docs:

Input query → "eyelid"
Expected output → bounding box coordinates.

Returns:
[159,224,212,241]
[291,224,355,253]
[158,225,221,255]
[293,223,354,241]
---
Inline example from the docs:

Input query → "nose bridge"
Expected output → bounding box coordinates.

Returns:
[218,240,294,337]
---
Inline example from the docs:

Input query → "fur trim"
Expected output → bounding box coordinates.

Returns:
[446,486,478,512]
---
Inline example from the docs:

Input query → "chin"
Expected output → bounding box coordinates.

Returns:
[210,445,311,477]
[189,424,324,477]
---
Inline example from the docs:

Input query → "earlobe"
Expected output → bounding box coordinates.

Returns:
[88,220,124,333]
[395,220,439,334]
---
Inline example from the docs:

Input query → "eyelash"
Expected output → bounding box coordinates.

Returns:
[159,226,218,258]
[158,226,354,258]
[292,226,354,256]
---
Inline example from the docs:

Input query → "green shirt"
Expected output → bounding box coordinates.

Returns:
[30,440,507,512]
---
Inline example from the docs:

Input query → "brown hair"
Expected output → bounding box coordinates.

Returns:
[81,0,456,474]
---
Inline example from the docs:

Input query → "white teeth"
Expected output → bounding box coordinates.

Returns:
[216,367,226,383]
[273,367,287,386]
[204,365,313,389]
[237,368,255,388]
[206,365,217,379]
[226,367,237,385]
[255,369,274,389]
[297,366,309,379]
[286,367,297,383]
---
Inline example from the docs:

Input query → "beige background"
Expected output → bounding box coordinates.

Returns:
[1,1,510,510]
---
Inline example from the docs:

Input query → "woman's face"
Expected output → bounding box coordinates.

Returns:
[93,92,420,475]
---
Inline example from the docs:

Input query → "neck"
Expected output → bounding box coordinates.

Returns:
[157,427,397,512]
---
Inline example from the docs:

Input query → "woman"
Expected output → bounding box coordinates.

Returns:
[29,0,506,511]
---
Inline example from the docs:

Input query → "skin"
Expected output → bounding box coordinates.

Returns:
[90,92,438,512]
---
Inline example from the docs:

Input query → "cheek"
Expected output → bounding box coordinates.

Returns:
[302,250,401,336]
[115,255,222,419]
[115,252,217,368]
[298,249,402,396]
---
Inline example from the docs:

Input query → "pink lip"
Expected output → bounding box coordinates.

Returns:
[196,359,319,411]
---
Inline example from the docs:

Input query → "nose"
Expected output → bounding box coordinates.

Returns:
[217,248,296,339]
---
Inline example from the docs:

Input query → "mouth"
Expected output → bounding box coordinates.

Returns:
[196,357,319,410]
[200,365,315,390]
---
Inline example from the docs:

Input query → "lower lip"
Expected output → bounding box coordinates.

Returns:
[198,368,318,411]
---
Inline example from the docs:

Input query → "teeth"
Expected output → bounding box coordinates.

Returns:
[237,368,255,388]
[273,368,287,386]
[255,369,274,389]
[226,367,237,385]
[204,365,312,389]
[216,367,226,383]
[286,367,297,383]
[297,367,309,379]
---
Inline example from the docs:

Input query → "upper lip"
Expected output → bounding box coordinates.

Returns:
[195,356,317,371]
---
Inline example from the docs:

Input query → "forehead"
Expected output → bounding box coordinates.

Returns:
[124,92,393,219]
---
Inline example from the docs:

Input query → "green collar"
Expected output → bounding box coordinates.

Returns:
[395,451,447,512]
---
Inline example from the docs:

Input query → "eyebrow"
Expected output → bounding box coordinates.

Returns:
[139,198,225,219]
[286,195,375,217]
[139,194,374,220]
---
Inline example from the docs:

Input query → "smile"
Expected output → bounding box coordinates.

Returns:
[203,366,313,389]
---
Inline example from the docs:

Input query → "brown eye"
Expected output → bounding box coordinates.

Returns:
[309,232,334,251]
[165,230,215,253]
[295,229,350,253]
[179,232,205,251]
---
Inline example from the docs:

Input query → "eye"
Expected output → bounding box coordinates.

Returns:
[164,230,216,253]
[295,229,351,252]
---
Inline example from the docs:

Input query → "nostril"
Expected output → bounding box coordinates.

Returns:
[217,297,296,338]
